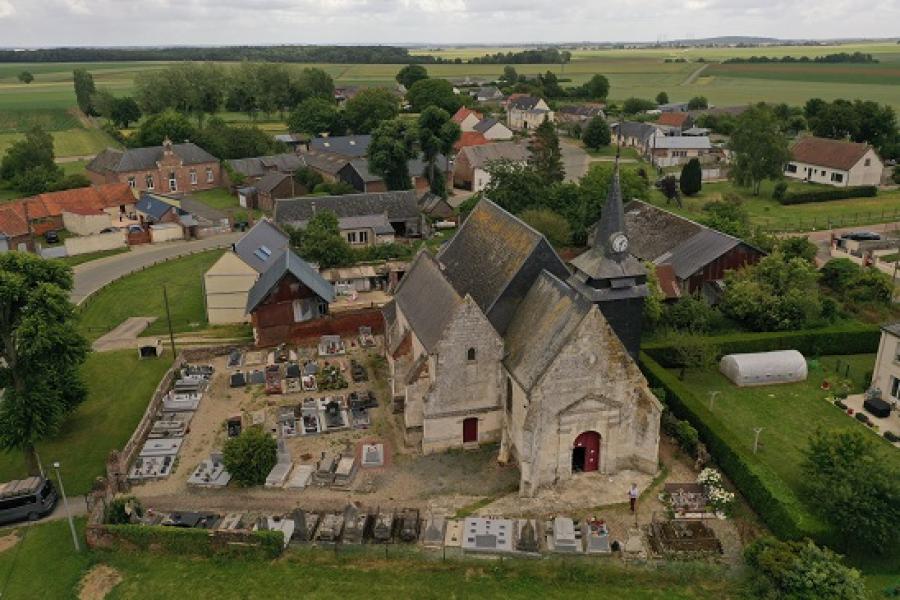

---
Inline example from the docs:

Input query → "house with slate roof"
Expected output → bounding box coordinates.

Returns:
[785,136,884,187]
[274,190,424,245]
[472,118,513,141]
[452,141,530,191]
[382,197,660,495]
[506,95,554,130]
[87,138,221,193]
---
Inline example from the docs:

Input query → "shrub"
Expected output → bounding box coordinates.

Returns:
[222,427,277,487]
[772,180,788,202]
[664,296,715,333]
[778,185,877,205]
[674,420,700,456]
[104,496,143,525]
[581,116,611,150]
[104,524,283,559]
[679,158,702,196]
[519,208,571,247]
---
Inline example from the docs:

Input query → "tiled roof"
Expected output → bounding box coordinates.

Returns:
[790,136,875,171]
[656,112,690,128]
[453,131,489,151]
[459,141,529,169]
[509,96,542,110]
[8,183,135,222]
[649,134,711,150]
[227,153,302,178]
[0,207,28,237]
[299,150,349,176]
[87,143,217,173]
[451,107,483,125]
[246,249,335,313]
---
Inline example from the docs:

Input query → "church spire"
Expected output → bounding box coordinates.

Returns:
[594,121,628,260]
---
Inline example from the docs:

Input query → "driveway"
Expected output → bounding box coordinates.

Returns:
[561,138,591,183]
[71,233,241,305]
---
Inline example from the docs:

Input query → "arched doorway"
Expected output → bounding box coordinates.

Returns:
[572,431,601,473]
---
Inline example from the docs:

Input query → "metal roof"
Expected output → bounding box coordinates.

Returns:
[659,229,740,279]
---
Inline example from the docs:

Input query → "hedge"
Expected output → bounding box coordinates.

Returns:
[643,324,880,368]
[103,524,284,560]
[778,185,877,205]
[640,352,833,544]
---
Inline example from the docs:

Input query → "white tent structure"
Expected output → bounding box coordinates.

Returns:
[719,350,808,387]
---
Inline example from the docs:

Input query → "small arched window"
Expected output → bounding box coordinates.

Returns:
[467,347,476,362]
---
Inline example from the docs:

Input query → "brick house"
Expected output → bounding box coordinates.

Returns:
[86,138,221,194]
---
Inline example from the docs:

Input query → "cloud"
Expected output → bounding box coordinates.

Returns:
[0,0,14,18]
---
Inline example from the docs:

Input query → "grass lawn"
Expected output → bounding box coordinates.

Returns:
[189,188,240,211]
[0,350,172,496]
[0,126,118,158]
[58,246,130,267]
[0,519,747,600]
[585,145,642,160]
[78,249,224,341]
[647,179,900,232]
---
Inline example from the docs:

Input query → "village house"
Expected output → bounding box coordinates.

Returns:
[452,142,530,192]
[655,111,694,134]
[785,136,884,187]
[134,193,201,241]
[384,197,661,496]
[86,138,221,193]
[274,190,424,245]
[647,133,715,168]
[611,121,660,154]
[245,249,335,346]
[451,107,484,132]
[472,118,514,141]
[0,208,31,252]
[506,96,555,130]
[453,131,489,152]
[472,86,505,103]
[557,104,606,125]
[237,173,303,212]
[870,323,900,406]
[227,153,305,211]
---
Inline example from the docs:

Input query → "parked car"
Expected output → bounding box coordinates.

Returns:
[100,227,118,234]
[0,476,58,525]
[43,230,59,244]
[841,231,881,241]
[127,225,144,234]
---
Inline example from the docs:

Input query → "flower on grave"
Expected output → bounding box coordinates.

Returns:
[697,467,722,487]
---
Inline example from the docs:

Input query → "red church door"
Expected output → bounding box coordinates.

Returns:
[572,431,601,472]
[462,418,478,443]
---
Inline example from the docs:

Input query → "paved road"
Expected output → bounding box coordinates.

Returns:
[71,233,241,305]
[561,138,591,183]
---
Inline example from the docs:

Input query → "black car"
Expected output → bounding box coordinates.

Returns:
[43,230,59,244]
[841,231,881,241]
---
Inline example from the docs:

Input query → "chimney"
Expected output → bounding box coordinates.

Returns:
[162,137,173,156]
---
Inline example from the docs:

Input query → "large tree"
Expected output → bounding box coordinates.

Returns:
[287,97,345,136]
[580,74,610,100]
[406,78,461,113]
[728,104,790,195]
[417,106,460,197]
[290,67,335,105]
[291,210,353,268]
[528,117,565,184]
[368,118,415,191]
[395,64,428,90]
[109,97,142,129]
[803,429,900,552]
[581,116,611,150]
[343,87,400,134]
[0,126,65,194]
[132,109,197,147]
[0,254,89,475]
[135,62,225,125]
[679,157,702,196]
[73,68,96,115]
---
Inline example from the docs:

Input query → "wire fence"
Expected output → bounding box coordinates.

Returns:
[759,208,900,233]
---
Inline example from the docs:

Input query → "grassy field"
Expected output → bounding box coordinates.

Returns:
[190,188,240,210]
[77,249,224,341]
[58,246,130,267]
[646,179,900,232]
[0,350,171,496]
[0,126,118,158]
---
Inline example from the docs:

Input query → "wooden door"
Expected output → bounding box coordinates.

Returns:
[462,417,478,443]
[573,431,601,472]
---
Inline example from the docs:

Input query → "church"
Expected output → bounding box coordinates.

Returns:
[383,163,661,497]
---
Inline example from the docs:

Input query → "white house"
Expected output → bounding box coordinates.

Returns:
[507,96,554,130]
[785,136,884,188]
[870,323,900,404]
[473,118,514,141]
[648,133,714,168]
[450,107,484,133]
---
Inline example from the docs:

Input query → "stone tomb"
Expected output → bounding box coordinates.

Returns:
[422,516,446,547]
[187,452,231,488]
[361,443,384,467]
[461,517,514,553]
[547,517,583,553]
[285,465,314,490]
[444,519,463,547]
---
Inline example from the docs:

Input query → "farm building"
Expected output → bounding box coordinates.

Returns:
[719,350,808,387]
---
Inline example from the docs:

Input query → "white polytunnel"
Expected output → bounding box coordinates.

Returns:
[718,350,808,387]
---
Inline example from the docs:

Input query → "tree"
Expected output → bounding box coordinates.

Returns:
[73,68,96,115]
[395,64,428,89]
[804,97,828,120]
[0,254,89,474]
[528,117,565,184]
[290,67,335,104]
[820,258,862,291]
[132,109,197,147]
[519,209,571,247]
[655,91,669,105]
[134,63,225,125]
[700,195,750,238]
[501,65,518,84]
[417,106,460,197]
[744,537,867,600]
[777,236,817,264]
[194,117,281,160]
[293,166,324,191]
[643,262,665,329]
[679,158,702,196]
[287,97,345,136]
[802,429,900,552]
[582,116,611,150]
[406,78,461,113]
[729,104,790,195]
[368,118,416,190]
[293,210,354,268]
[810,99,859,140]
[109,97,141,128]
[580,74,610,100]
[687,96,708,110]
[222,427,277,487]
[659,175,681,206]
[343,87,400,134]
[17,71,33,84]
[622,97,656,114]
[481,161,550,216]
[0,126,65,193]
[665,296,716,333]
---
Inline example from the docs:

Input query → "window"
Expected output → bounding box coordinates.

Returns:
[359,231,368,245]
[293,299,312,323]
[831,172,844,183]
[785,163,797,173]
[467,348,476,362]
[189,169,197,185]
[206,167,214,183]
[145,175,154,190]
[127,176,136,188]
[168,171,177,191]
[891,377,900,400]
[317,300,329,316]
[894,341,900,362]
[865,158,871,167]
[506,377,513,414]
[347,232,357,244]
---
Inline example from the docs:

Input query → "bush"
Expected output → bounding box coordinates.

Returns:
[519,208,571,246]
[778,185,877,205]
[582,116,611,150]
[104,524,283,559]
[222,427,277,487]
[674,420,700,456]
[679,158,702,196]
[104,496,143,525]
[772,180,788,202]
[664,296,716,333]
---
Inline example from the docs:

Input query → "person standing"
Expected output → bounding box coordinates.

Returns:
[628,483,639,513]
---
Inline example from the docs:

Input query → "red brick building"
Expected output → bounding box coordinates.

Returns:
[86,138,221,194]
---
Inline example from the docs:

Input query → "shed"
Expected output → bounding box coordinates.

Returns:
[719,350,808,387]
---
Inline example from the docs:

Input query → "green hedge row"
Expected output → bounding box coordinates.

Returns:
[640,353,832,544]
[104,524,283,560]
[778,185,878,205]
[643,324,880,368]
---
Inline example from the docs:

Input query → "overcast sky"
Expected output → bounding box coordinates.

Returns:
[0,0,897,47]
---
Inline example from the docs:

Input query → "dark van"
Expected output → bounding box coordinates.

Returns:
[0,476,58,524]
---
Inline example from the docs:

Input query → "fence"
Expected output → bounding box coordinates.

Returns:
[759,209,900,233]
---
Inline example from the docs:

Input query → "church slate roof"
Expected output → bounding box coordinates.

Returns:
[503,270,593,392]
[436,199,570,334]
[392,251,462,353]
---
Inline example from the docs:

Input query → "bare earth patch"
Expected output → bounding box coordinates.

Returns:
[0,532,21,553]
[78,564,123,600]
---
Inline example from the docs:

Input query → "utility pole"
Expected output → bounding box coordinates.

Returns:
[53,462,80,552]
[753,428,764,454]
[163,285,176,357]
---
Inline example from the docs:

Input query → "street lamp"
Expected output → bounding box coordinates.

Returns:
[52,461,80,552]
